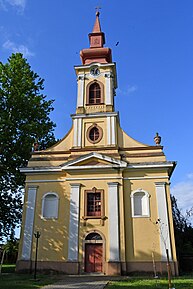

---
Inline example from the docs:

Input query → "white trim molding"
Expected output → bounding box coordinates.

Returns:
[108,182,120,261]
[155,182,172,261]
[21,186,38,260]
[24,176,168,183]
[71,111,118,119]
[61,152,127,170]
[68,183,81,261]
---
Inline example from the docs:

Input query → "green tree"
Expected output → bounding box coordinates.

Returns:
[0,53,56,241]
[171,195,193,272]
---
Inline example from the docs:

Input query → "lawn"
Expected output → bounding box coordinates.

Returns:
[0,266,58,289]
[0,266,193,289]
[107,277,193,288]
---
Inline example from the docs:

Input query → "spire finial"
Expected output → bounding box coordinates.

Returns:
[92,7,102,33]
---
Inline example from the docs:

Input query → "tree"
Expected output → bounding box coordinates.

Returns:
[171,195,193,272]
[0,237,19,273]
[0,53,56,241]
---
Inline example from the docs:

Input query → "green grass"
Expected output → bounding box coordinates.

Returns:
[0,273,58,289]
[0,269,193,289]
[107,277,193,288]
[1,264,16,273]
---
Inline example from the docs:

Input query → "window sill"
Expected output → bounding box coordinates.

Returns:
[82,216,107,226]
[86,103,104,106]
[82,215,107,220]
[132,215,150,218]
[41,216,58,220]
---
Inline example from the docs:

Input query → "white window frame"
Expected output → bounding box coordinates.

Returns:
[131,189,150,218]
[41,192,59,219]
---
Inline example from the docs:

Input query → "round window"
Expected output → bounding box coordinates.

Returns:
[87,124,103,144]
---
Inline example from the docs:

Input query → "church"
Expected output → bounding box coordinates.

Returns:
[17,12,178,276]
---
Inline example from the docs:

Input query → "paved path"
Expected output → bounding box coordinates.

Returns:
[42,275,125,289]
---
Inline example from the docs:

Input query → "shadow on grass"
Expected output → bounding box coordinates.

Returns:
[0,273,59,289]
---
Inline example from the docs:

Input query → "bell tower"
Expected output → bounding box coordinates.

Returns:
[72,12,118,149]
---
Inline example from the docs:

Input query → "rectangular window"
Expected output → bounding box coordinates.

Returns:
[85,189,104,218]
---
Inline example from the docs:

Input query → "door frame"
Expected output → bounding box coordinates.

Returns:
[82,230,106,274]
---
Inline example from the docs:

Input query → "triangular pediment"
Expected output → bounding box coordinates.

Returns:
[61,152,127,170]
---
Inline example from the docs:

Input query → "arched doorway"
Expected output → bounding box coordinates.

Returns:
[84,232,104,273]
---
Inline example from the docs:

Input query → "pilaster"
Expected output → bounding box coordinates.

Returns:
[21,186,38,260]
[108,182,120,261]
[155,182,172,261]
[68,183,81,261]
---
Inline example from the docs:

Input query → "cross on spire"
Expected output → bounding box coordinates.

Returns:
[95,6,101,16]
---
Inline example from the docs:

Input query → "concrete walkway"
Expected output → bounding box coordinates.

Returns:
[42,275,126,289]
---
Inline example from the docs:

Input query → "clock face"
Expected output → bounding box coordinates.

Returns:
[90,66,100,76]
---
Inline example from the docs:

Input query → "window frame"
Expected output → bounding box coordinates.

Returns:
[86,80,104,105]
[131,189,150,218]
[41,192,59,219]
[84,188,104,219]
[87,123,103,144]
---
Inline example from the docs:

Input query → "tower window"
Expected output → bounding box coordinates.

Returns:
[89,82,101,104]
[89,127,100,142]
[87,124,103,144]
[86,81,104,105]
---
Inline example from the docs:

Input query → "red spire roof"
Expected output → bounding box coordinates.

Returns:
[80,12,112,65]
[92,11,102,33]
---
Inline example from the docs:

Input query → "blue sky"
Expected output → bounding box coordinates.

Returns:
[1,0,193,220]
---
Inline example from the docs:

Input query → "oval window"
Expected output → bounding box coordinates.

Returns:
[87,124,103,144]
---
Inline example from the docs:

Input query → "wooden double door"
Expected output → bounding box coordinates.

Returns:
[85,244,103,273]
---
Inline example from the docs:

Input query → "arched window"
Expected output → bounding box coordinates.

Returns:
[42,193,59,219]
[89,82,101,104]
[85,232,102,240]
[131,189,150,217]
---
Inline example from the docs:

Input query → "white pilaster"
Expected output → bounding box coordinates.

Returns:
[155,182,172,261]
[73,118,82,148]
[107,116,111,145]
[21,186,38,260]
[73,118,78,147]
[77,75,84,107]
[68,183,81,261]
[108,182,120,261]
[111,116,116,145]
[77,118,82,147]
[105,72,113,106]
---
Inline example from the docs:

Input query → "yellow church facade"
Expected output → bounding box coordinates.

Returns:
[17,13,178,276]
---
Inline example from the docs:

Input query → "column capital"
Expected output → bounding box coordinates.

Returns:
[155,182,167,187]
[108,182,119,187]
[70,183,82,188]
[27,185,39,189]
